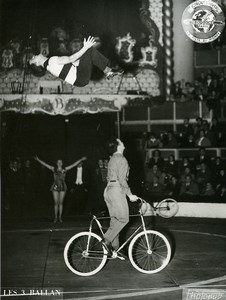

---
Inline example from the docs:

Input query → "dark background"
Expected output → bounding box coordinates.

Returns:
[0,0,146,53]
[1,112,117,164]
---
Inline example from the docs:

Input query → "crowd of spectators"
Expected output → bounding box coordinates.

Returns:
[143,147,226,201]
[143,115,226,201]
[145,116,225,149]
[170,67,226,110]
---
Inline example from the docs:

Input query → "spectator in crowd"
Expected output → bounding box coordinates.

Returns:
[159,133,166,147]
[209,78,221,95]
[206,90,220,111]
[148,149,164,171]
[15,156,22,170]
[164,154,178,177]
[197,71,207,87]
[194,147,211,169]
[159,171,171,187]
[180,166,195,184]
[183,133,196,148]
[22,159,36,214]
[212,157,225,177]
[179,174,199,197]
[145,175,165,199]
[218,71,225,93]
[163,131,178,148]
[210,117,224,146]
[194,68,226,105]
[179,117,193,146]
[170,81,183,100]
[166,175,180,197]
[216,185,226,201]
[146,132,161,148]
[145,164,162,186]
[210,117,221,133]
[219,71,226,97]
[195,129,211,147]
[182,81,195,101]
[202,119,213,141]
[193,79,204,101]
[202,119,209,131]
[179,157,194,173]
[200,182,215,197]
[193,117,203,138]
[67,160,91,215]
[5,159,23,216]
[206,73,213,90]
[183,117,192,132]
[215,169,226,192]
[195,162,212,191]
[215,131,225,147]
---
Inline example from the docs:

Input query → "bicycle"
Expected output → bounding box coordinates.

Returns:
[64,198,172,277]
[142,198,179,218]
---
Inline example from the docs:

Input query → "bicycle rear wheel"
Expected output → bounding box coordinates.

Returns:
[128,230,171,274]
[157,198,179,218]
[64,232,107,276]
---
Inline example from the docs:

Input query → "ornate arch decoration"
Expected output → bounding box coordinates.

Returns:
[139,0,174,99]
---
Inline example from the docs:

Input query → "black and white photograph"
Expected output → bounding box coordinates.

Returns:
[1,0,226,299]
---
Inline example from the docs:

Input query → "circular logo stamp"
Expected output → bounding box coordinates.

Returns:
[182,0,225,43]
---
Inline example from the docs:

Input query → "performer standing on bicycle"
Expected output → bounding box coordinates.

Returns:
[103,138,138,251]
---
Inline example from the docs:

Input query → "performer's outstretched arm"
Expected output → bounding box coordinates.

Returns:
[57,36,96,65]
[34,156,54,171]
[65,157,87,171]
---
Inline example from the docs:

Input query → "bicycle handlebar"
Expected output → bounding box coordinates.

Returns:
[136,198,149,215]
[136,197,146,205]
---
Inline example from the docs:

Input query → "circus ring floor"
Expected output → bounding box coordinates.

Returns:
[1,216,226,300]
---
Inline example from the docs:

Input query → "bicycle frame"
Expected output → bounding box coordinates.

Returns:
[87,209,151,254]
[64,199,173,276]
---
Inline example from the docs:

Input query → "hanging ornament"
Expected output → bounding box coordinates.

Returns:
[10,41,21,54]
[115,33,136,63]
[39,38,49,57]
[2,49,14,69]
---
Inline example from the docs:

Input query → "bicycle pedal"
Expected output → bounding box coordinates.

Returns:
[117,254,126,261]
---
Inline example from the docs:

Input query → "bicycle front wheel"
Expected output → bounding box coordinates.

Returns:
[157,198,179,218]
[128,230,171,274]
[64,232,107,276]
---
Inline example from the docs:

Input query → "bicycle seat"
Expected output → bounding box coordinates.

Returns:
[90,210,109,218]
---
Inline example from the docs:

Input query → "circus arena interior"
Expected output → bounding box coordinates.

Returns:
[1,0,226,299]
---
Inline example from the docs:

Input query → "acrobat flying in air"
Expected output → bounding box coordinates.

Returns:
[29,36,122,87]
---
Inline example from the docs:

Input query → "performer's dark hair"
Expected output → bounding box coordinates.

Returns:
[107,138,119,155]
[28,63,46,77]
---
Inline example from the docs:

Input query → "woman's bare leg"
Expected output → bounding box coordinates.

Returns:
[59,191,66,222]
[52,191,60,222]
